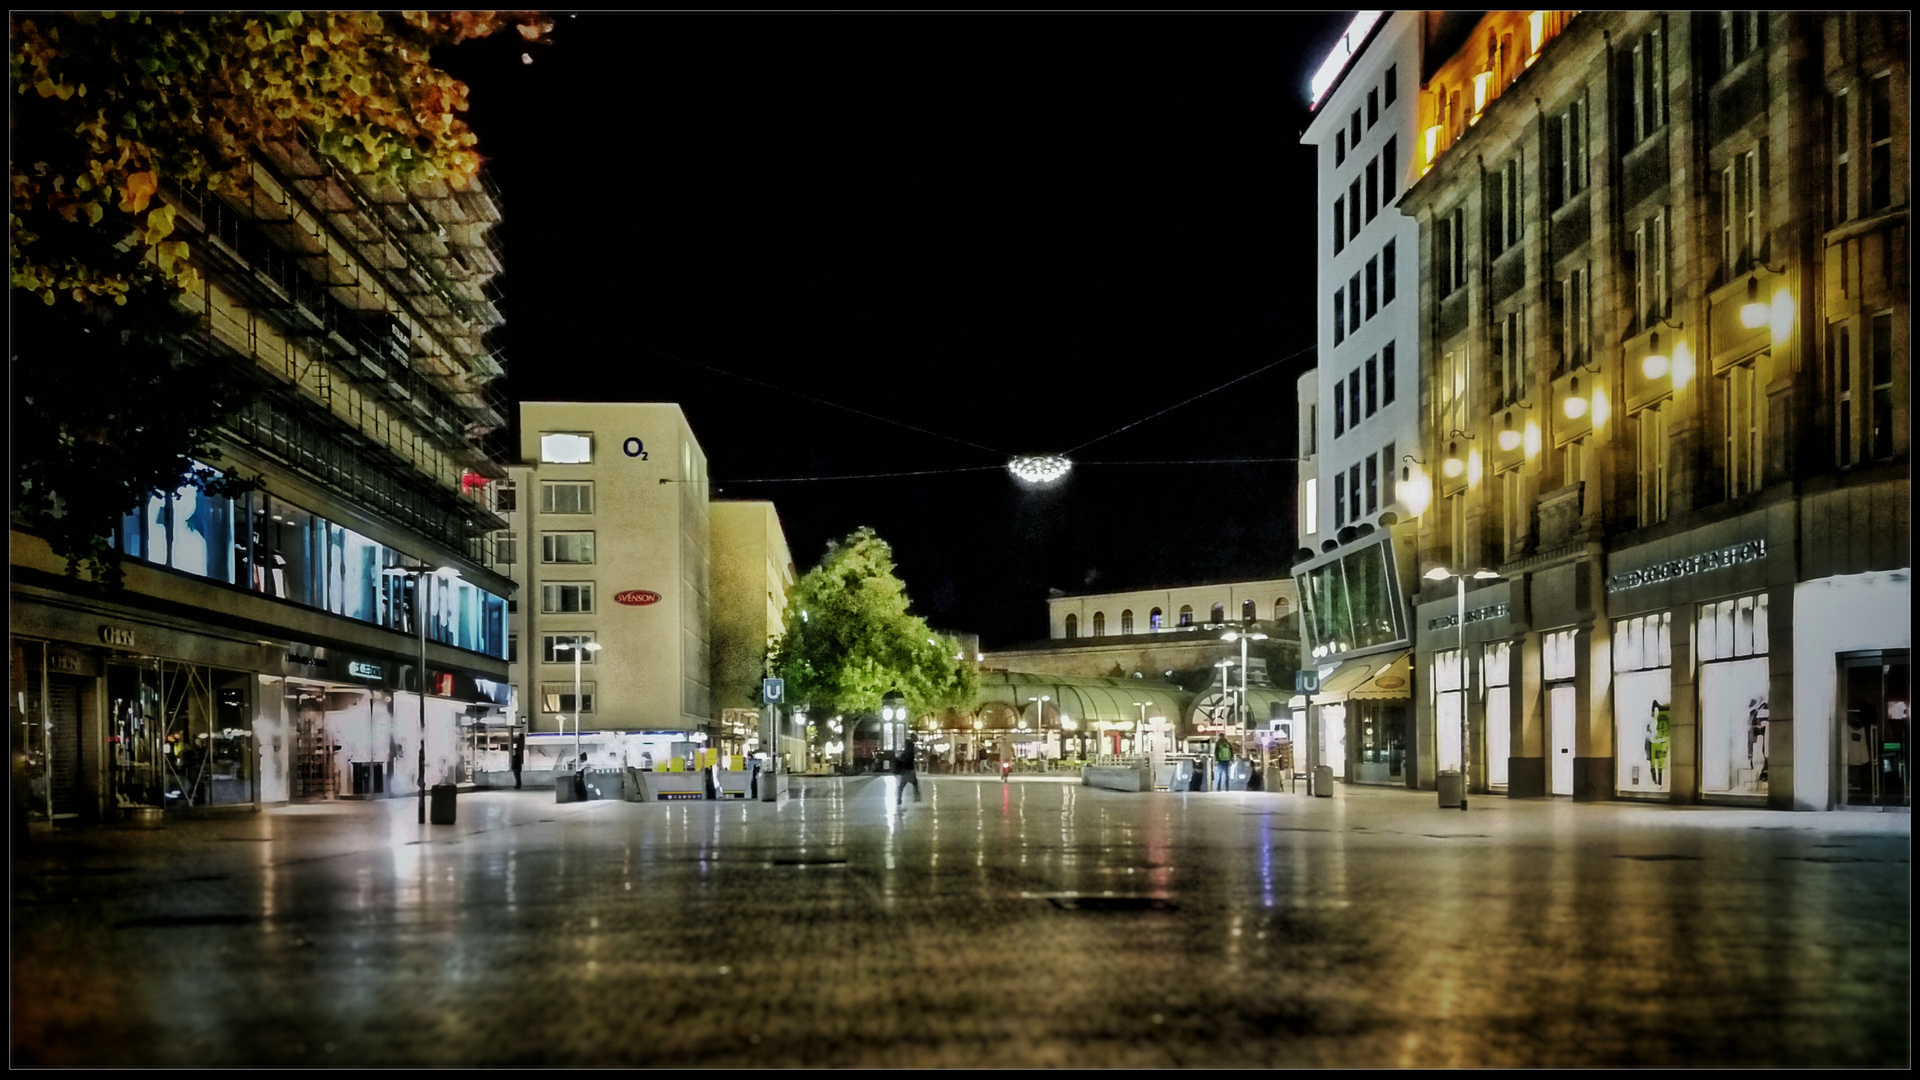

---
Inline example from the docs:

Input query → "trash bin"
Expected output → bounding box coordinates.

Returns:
[430,783,457,824]
[1313,764,1334,797]
[1437,770,1464,808]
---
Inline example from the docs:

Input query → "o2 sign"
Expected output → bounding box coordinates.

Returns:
[615,590,661,606]
[623,437,648,460]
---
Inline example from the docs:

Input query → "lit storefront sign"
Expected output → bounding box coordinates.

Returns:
[348,660,384,681]
[614,590,661,606]
[1606,539,1767,594]
[1427,603,1510,631]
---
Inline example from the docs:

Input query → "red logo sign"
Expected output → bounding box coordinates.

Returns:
[614,590,661,606]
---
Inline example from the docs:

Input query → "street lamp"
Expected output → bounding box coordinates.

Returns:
[382,564,461,824]
[555,639,603,775]
[1221,628,1269,749]
[1424,566,1500,810]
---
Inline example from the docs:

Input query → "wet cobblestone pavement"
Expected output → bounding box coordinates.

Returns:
[11,777,1910,1067]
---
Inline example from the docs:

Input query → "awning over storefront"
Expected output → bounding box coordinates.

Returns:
[1287,650,1412,708]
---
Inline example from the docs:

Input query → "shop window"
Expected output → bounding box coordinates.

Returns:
[539,432,592,464]
[1434,647,1466,773]
[543,633,598,664]
[540,683,595,714]
[542,582,593,614]
[540,481,595,515]
[541,532,595,564]
[1612,614,1673,794]
[1543,629,1579,682]
[1697,594,1768,663]
[1697,593,1770,797]
[1179,605,1193,627]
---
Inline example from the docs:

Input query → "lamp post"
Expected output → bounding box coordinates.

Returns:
[556,639,603,774]
[1221,628,1269,751]
[382,565,460,824]
[1424,566,1500,810]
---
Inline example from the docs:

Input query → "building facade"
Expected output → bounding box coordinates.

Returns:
[12,135,516,821]
[506,403,715,757]
[710,500,798,753]
[1397,11,1908,810]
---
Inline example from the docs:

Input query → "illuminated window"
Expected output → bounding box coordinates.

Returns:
[543,633,597,664]
[1179,605,1193,627]
[540,532,595,564]
[539,432,592,464]
[1150,608,1164,631]
[540,682,594,714]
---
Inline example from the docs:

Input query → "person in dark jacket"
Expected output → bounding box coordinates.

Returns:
[897,733,922,805]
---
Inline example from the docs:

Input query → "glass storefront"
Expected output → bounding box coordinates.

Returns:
[1698,594,1769,797]
[1613,612,1673,796]
[118,466,508,661]
[104,660,256,810]
[1483,642,1511,789]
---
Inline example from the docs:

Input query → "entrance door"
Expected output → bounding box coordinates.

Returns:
[1842,653,1910,808]
[1550,683,1576,795]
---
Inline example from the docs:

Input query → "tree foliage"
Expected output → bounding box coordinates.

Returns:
[10,11,544,584]
[770,528,979,721]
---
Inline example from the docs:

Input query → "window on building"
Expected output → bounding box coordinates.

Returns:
[1448,491,1468,569]
[1565,435,1591,490]
[541,481,594,515]
[1558,265,1590,373]
[1334,287,1346,345]
[1348,464,1362,523]
[1491,155,1522,254]
[1121,610,1135,635]
[1349,370,1361,428]
[492,481,517,514]
[1366,257,1379,318]
[1065,614,1077,639]
[1497,309,1526,405]
[1333,198,1346,254]
[1550,94,1588,209]
[1870,73,1892,211]
[1833,87,1853,225]
[1350,109,1361,148]
[1243,598,1257,621]
[1336,130,1346,166]
[1835,320,1856,467]
[1366,159,1379,222]
[1384,65,1397,106]
[491,530,517,566]
[1383,441,1396,505]
[1093,611,1106,636]
[1302,478,1318,535]
[1368,87,1379,127]
[1638,402,1669,526]
[1179,604,1194,627]
[1365,355,1378,416]
[1383,239,1396,304]
[1383,342,1397,405]
[541,582,593,614]
[1365,454,1378,515]
[1349,273,1361,332]
[1440,207,1467,295]
[1334,473,1347,528]
[1334,382,1346,436]
[1722,359,1763,498]
[1499,467,1525,561]
[539,432,592,464]
[508,634,518,664]
[1870,312,1896,460]
[1150,607,1164,631]
[1383,135,1397,203]
[540,682,594,714]
[1211,602,1225,624]
[1350,178,1362,236]
[1629,22,1667,146]
[1722,147,1763,272]
[543,633,598,664]
[1305,405,1318,455]
[541,531,595,564]
[1721,10,1763,73]
[1439,350,1468,444]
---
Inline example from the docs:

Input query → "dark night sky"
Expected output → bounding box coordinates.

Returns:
[438,13,1353,647]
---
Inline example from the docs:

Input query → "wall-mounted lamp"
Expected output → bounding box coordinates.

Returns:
[1564,376,1590,419]
[1400,454,1425,483]
[1442,432,1474,479]
[1739,274,1769,330]
[1497,403,1533,452]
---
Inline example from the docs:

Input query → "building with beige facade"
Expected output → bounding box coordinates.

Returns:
[710,500,798,752]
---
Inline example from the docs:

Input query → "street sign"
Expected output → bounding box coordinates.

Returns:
[1294,669,1320,693]
[762,678,784,704]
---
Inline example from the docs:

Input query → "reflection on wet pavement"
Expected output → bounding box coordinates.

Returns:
[10,779,1909,1066]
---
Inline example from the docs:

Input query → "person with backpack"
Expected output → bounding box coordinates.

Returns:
[1214,738,1233,791]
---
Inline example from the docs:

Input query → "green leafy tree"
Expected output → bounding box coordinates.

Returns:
[770,528,979,722]
[10,11,544,584]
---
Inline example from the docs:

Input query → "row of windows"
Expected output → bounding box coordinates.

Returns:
[1333,240,1397,344]
[1332,137,1400,254]
[1332,63,1398,167]
[491,480,594,515]
[1062,599,1291,638]
[1334,342,1397,438]
[1332,441,1396,530]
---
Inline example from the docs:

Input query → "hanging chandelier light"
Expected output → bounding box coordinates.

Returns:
[1007,454,1072,485]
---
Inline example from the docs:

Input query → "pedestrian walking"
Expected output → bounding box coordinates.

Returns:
[509,732,525,790]
[897,732,922,805]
